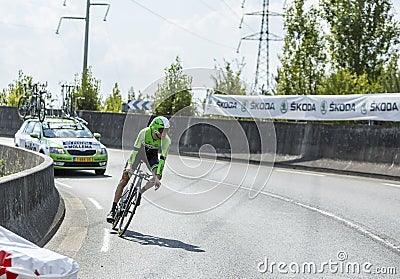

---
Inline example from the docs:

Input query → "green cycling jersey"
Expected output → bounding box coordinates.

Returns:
[128,127,171,177]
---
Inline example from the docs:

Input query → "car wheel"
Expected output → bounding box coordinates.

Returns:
[95,169,106,175]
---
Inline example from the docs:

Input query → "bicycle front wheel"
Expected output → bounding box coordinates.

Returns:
[38,99,46,122]
[17,96,29,119]
[118,188,138,237]
[112,208,121,230]
[112,190,129,230]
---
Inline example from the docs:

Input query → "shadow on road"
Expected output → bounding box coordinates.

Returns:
[121,230,205,253]
[54,169,112,178]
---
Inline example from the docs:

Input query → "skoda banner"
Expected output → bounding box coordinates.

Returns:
[204,93,400,121]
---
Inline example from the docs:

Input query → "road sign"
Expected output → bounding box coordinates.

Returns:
[127,100,153,111]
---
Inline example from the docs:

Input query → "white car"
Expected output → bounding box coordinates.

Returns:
[14,117,108,175]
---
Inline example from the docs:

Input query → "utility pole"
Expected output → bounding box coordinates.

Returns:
[83,0,91,72]
[237,0,282,95]
[56,0,110,73]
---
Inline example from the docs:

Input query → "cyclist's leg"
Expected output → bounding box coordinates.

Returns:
[107,158,140,223]
[109,148,146,210]
[107,162,131,223]
[135,150,159,206]
[113,166,131,203]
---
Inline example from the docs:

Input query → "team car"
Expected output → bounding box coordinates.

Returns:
[14,117,108,175]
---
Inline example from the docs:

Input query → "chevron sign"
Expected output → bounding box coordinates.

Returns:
[127,100,154,111]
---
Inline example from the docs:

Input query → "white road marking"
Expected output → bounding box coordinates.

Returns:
[88,197,103,210]
[101,228,110,252]
[109,148,130,152]
[199,177,400,254]
[383,183,400,188]
[181,157,204,161]
[251,185,400,253]
[180,156,220,164]
[276,169,325,177]
[55,181,72,188]
[78,177,112,181]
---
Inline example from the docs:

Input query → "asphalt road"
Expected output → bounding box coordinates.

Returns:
[1,136,400,278]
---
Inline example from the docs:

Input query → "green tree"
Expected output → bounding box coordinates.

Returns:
[73,67,101,111]
[3,70,33,106]
[318,69,384,95]
[127,86,136,101]
[0,89,7,105]
[153,56,194,116]
[212,58,247,95]
[377,54,400,93]
[275,0,326,95]
[127,87,150,102]
[103,82,122,112]
[321,0,400,80]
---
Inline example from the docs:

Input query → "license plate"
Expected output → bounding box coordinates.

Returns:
[74,157,93,162]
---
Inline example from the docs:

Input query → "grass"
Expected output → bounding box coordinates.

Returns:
[0,158,6,177]
[0,158,23,178]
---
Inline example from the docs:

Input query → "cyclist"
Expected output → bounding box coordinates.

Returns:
[106,116,171,223]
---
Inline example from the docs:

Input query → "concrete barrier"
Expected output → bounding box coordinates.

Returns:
[169,117,400,178]
[0,144,63,246]
[0,106,23,137]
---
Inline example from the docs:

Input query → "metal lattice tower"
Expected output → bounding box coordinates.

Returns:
[237,0,282,95]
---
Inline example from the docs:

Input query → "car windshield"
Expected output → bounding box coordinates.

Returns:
[43,123,93,138]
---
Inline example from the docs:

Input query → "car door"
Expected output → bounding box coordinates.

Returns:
[30,122,42,152]
[20,121,36,150]
[14,121,28,147]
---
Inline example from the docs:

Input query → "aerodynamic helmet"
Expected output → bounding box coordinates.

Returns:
[149,116,170,135]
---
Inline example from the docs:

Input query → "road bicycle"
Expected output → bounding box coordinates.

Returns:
[17,83,47,122]
[60,84,75,117]
[112,162,153,237]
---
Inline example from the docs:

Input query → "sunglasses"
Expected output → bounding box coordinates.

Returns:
[155,128,169,138]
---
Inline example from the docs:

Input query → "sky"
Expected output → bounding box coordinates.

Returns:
[0,0,398,105]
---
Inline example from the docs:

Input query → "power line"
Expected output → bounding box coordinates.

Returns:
[220,0,256,32]
[0,20,50,32]
[127,0,236,51]
[198,0,216,12]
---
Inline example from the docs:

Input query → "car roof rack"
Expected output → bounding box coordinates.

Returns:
[46,115,88,125]
[44,110,88,125]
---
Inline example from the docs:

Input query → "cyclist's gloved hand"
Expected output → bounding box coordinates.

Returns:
[154,174,161,191]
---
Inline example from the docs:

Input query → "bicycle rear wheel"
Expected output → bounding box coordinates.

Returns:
[17,96,29,119]
[118,188,139,237]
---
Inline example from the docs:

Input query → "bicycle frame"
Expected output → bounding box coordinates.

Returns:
[113,162,152,236]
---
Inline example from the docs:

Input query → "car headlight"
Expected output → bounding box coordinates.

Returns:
[49,147,65,154]
[98,148,107,155]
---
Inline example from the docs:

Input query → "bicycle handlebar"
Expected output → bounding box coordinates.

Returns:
[131,161,154,181]
[135,169,153,181]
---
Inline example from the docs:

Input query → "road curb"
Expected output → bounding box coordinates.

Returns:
[37,194,66,247]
